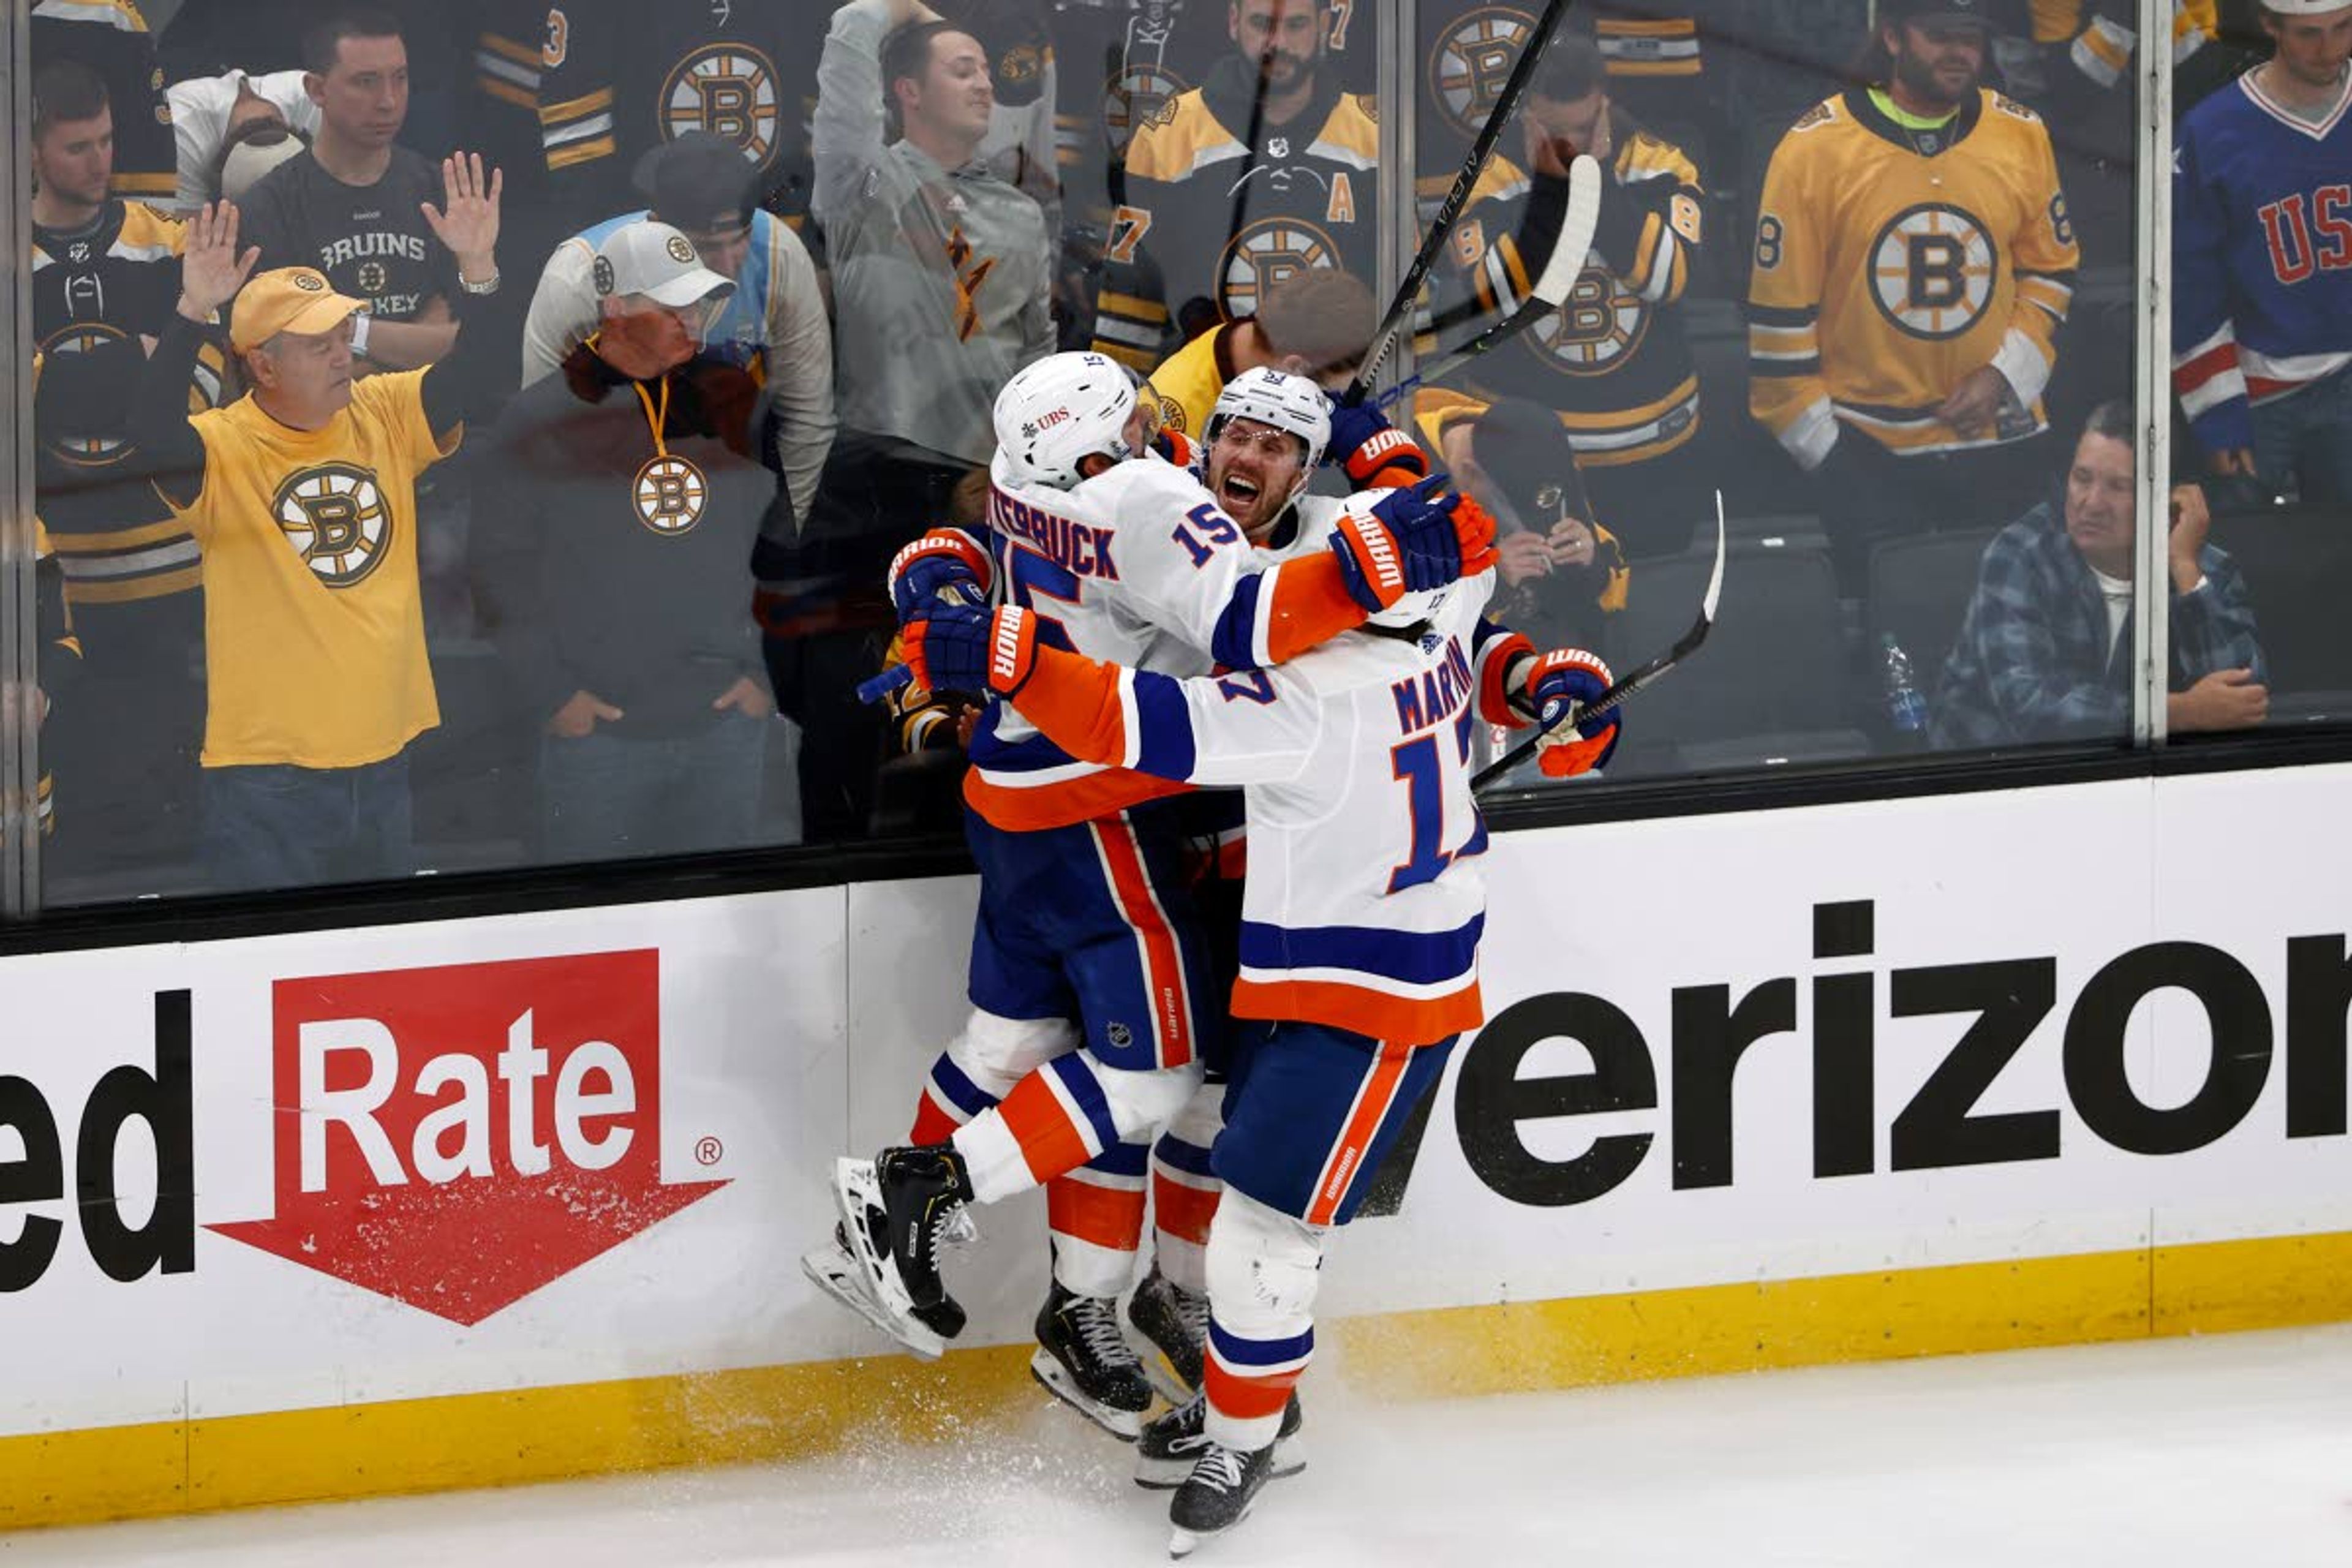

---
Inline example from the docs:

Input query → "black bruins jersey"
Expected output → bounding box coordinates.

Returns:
[31,199,221,666]
[1427,116,1703,471]
[531,0,821,230]
[31,1,176,206]
[1051,0,1226,224]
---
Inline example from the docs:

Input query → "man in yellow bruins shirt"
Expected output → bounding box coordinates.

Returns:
[132,154,510,892]
[1748,0,2079,588]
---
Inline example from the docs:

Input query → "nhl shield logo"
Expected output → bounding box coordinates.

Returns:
[633,453,709,535]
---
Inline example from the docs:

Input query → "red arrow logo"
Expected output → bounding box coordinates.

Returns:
[209,950,726,1326]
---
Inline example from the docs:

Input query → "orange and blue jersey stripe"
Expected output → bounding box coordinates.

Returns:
[1231,916,1485,1046]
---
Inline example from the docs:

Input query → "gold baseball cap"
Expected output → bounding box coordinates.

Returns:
[231,267,366,352]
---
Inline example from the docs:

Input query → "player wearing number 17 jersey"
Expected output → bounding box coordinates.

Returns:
[806,353,1491,1429]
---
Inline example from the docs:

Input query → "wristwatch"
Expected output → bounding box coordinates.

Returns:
[349,311,372,360]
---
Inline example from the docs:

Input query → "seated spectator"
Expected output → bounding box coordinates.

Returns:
[777,5,1054,839]
[239,9,462,371]
[520,132,835,529]
[130,159,512,892]
[1422,394,1630,654]
[476,222,779,862]
[2171,0,2352,511]
[1932,402,2268,749]
[167,69,318,214]
[1748,0,2080,589]
[1145,268,1376,441]
[32,0,176,205]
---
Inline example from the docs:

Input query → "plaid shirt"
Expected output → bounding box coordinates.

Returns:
[1931,499,2265,748]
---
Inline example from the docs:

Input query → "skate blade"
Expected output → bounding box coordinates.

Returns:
[1028,1348,1145,1441]
[1133,1337,1196,1406]
[1137,1434,1303,1491]
[827,1159,947,1362]
[1168,1507,1252,1561]
[801,1245,943,1362]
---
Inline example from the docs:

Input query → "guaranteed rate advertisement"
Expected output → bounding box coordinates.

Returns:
[4,769,2351,1445]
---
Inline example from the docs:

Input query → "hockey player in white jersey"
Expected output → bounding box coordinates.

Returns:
[808,352,1491,1434]
[891,381,1621,1551]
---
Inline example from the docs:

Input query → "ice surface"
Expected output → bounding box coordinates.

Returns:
[4,1324,2346,1566]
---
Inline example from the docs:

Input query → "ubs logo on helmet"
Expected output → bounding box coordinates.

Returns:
[1429,7,1534,137]
[662,45,783,166]
[273,462,394,587]
[633,454,709,535]
[1218,217,1340,320]
[1869,203,1997,341]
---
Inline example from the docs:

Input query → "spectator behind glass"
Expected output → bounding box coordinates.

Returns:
[777,6,1053,839]
[1092,0,1424,368]
[30,0,176,206]
[1145,267,1377,441]
[167,70,318,215]
[476,221,782,863]
[130,159,514,894]
[1931,402,2268,749]
[2171,0,2352,511]
[1428,396,1630,656]
[238,9,464,373]
[1429,33,1709,560]
[28,61,214,897]
[1749,0,2082,590]
[519,132,837,531]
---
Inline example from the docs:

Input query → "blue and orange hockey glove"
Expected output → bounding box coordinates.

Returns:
[1525,647,1619,776]
[1327,476,1499,613]
[1328,396,1432,489]
[886,528,992,623]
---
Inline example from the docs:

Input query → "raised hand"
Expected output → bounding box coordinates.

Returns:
[420,153,502,281]
[178,201,260,322]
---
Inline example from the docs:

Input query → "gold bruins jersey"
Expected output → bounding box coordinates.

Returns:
[2032,1,2216,83]
[1142,322,1244,441]
[173,372,455,769]
[31,200,224,657]
[1425,123,1703,469]
[1748,88,2079,466]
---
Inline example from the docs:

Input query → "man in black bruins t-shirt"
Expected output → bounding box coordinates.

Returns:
[239,9,461,371]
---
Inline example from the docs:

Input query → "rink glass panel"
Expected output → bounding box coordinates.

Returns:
[0,1,2334,920]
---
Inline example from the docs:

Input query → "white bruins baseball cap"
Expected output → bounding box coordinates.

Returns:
[2261,0,2352,12]
[590,221,736,311]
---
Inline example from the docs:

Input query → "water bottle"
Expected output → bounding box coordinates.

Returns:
[1880,633,1928,743]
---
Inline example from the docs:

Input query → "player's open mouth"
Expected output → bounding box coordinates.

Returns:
[1220,475,1262,509]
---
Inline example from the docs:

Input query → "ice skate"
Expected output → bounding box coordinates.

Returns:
[1166,1436,1283,1557]
[829,1147,977,1360]
[1136,1390,1303,1490]
[800,1220,916,1349]
[1030,1280,1155,1439]
[1126,1263,1209,1401]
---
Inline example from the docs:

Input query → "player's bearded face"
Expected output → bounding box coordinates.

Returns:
[1234,1,1322,90]
[1207,418,1305,541]
[1889,23,1985,109]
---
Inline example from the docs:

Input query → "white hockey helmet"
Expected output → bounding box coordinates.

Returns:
[992,352,1140,491]
[1205,366,1332,475]
[1335,491,1457,631]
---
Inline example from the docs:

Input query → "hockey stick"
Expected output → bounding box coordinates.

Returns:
[1373,151,1604,413]
[1343,0,1580,405]
[1471,490,1726,791]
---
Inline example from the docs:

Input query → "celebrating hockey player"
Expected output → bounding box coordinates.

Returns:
[2172,0,2352,510]
[881,372,1622,1553]
[805,351,1492,1434]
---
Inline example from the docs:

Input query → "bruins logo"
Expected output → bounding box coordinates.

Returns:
[1528,265,1651,375]
[37,323,133,466]
[1103,64,1187,157]
[1789,100,1836,132]
[633,454,708,535]
[666,233,696,266]
[356,260,388,294]
[1218,217,1340,320]
[293,271,328,292]
[593,255,616,296]
[273,463,394,587]
[661,44,783,167]
[1140,92,1183,134]
[1429,7,1534,138]
[1869,203,1997,341]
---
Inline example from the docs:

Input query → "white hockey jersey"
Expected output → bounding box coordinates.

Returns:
[997,495,1522,1044]
[954,451,1366,831]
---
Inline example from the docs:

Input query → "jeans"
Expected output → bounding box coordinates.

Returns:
[2216,364,2352,511]
[538,713,770,864]
[201,752,415,894]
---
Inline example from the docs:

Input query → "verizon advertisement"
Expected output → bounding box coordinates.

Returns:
[3,767,2349,1440]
